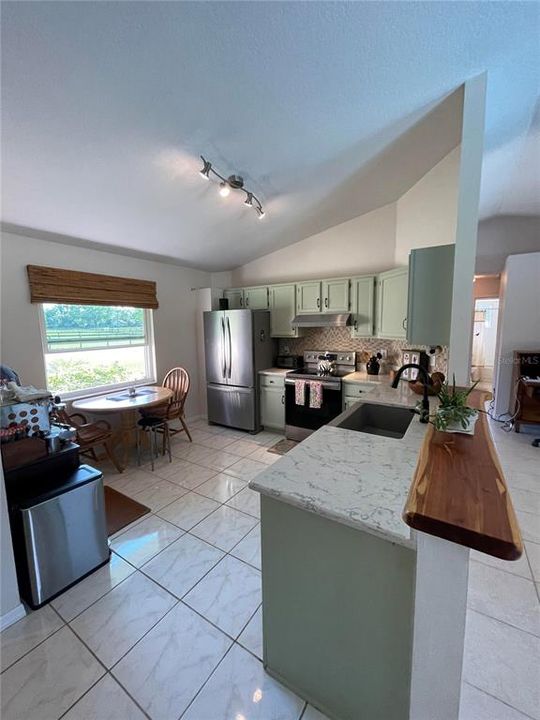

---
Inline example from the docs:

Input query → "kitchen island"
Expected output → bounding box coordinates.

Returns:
[249,381,520,720]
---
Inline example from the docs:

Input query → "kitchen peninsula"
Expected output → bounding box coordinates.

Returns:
[250,381,522,720]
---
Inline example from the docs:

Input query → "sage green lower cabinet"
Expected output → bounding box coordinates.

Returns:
[224,288,244,309]
[342,382,376,410]
[376,267,409,338]
[244,286,269,310]
[407,244,455,346]
[350,275,375,337]
[269,284,298,338]
[260,376,285,430]
[297,281,322,313]
[261,496,415,720]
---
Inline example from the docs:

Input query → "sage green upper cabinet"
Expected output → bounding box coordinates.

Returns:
[269,284,298,337]
[296,281,322,314]
[376,267,408,339]
[321,278,350,313]
[224,288,244,309]
[244,286,269,310]
[350,276,375,337]
[407,244,455,346]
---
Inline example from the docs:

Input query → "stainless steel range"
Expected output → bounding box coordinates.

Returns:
[285,350,356,441]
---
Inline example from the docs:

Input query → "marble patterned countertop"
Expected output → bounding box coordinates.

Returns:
[258,368,289,377]
[250,380,434,548]
[342,371,391,385]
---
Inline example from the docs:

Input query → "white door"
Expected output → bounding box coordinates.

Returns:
[244,287,269,310]
[350,276,375,337]
[322,279,350,313]
[270,284,298,337]
[260,387,285,430]
[297,282,322,313]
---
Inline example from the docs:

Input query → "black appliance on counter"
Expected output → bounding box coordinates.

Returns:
[4,443,109,609]
[285,350,356,441]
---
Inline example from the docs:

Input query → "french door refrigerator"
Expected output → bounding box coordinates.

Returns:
[204,309,273,432]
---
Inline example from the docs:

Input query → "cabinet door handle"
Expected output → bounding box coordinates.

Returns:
[240,297,243,307]
[246,297,249,307]
[316,297,320,309]
[324,298,328,308]
[354,320,358,331]
[281,394,285,404]
[402,318,407,330]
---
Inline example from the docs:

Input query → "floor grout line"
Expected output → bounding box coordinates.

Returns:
[0,615,67,675]
[466,604,540,640]
[469,555,535,583]
[462,680,537,720]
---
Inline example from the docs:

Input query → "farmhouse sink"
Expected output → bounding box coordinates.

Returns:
[332,402,414,439]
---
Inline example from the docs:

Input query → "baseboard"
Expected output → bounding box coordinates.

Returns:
[1,602,26,631]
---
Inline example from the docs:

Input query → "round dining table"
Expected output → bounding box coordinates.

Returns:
[72,385,173,469]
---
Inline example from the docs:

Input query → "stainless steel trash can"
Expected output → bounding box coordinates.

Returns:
[8,464,110,608]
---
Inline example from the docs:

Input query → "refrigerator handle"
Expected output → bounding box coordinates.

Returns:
[220,317,227,378]
[226,316,232,378]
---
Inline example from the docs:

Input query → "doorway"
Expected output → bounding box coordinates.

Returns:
[471,298,499,390]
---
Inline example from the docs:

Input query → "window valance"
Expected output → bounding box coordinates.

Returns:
[26,265,159,309]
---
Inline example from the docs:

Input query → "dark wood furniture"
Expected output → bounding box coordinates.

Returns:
[53,408,123,473]
[512,351,540,433]
[404,389,523,561]
[140,367,192,445]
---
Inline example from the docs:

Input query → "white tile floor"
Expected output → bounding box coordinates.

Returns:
[1,417,538,720]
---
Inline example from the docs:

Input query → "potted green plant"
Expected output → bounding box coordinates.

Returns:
[431,376,479,434]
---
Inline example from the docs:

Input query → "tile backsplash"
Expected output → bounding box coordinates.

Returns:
[278,327,448,376]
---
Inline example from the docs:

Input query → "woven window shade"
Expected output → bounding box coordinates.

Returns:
[27,265,159,309]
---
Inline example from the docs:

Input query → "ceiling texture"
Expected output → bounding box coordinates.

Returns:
[1,2,539,270]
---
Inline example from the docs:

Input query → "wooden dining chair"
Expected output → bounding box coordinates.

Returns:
[138,367,192,457]
[162,367,192,442]
[52,407,123,473]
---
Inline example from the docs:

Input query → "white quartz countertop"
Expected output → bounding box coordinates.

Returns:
[250,380,431,548]
[259,368,289,377]
[342,371,390,385]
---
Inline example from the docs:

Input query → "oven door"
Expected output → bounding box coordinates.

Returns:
[285,380,342,441]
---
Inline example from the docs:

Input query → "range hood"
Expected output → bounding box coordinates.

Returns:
[291,313,352,328]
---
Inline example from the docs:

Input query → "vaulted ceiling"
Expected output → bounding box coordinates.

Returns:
[1,2,539,270]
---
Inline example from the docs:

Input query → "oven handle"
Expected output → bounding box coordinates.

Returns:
[285,379,341,391]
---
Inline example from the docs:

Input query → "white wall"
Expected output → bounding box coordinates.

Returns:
[0,231,211,417]
[229,144,461,287]
[476,215,540,275]
[494,252,540,416]
[394,147,460,266]
[230,203,397,286]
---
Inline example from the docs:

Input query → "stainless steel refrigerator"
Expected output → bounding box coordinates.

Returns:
[204,309,274,432]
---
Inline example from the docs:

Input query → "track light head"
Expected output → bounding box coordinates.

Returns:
[219,182,230,198]
[257,208,265,219]
[199,158,211,179]
[244,192,253,207]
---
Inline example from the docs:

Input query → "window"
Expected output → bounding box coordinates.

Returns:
[40,304,156,397]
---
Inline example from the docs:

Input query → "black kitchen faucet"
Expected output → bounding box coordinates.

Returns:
[391,364,430,423]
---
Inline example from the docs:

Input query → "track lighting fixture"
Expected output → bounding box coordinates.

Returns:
[198,155,266,218]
